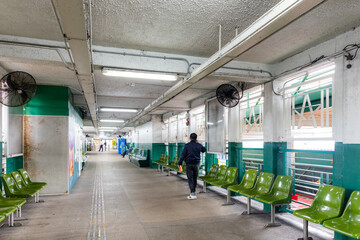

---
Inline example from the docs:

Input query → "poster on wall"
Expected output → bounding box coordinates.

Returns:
[68,104,83,192]
[69,125,75,178]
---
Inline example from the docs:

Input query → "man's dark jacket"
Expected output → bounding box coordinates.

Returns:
[178,140,206,166]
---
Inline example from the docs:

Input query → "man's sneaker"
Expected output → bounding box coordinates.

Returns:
[187,195,197,200]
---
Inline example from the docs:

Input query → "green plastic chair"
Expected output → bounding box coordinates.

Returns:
[0,194,26,208]
[18,169,47,189]
[1,174,37,200]
[204,165,228,184]
[11,171,43,192]
[0,215,5,223]
[199,164,219,181]
[9,172,39,196]
[201,165,228,193]
[236,172,274,215]
[154,154,169,172]
[293,185,345,240]
[228,169,258,193]
[166,157,180,175]
[226,169,258,206]
[323,191,360,239]
[209,167,238,188]
[255,175,294,227]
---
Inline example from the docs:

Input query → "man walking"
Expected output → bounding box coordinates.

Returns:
[178,133,206,200]
[99,140,104,152]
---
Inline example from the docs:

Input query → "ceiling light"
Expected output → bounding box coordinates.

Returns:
[102,68,178,81]
[100,130,114,132]
[99,127,117,130]
[100,119,124,123]
[100,108,138,113]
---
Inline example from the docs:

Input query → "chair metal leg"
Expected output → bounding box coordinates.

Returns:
[14,207,27,221]
[297,219,313,240]
[198,182,206,193]
[6,213,22,227]
[222,189,235,206]
[242,197,252,215]
[157,165,160,172]
[264,205,281,228]
[161,165,164,173]
[37,193,45,203]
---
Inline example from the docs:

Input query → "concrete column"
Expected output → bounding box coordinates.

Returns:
[263,82,290,176]
[150,115,166,168]
[228,105,242,184]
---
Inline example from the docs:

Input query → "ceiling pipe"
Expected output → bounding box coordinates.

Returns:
[0,40,74,70]
[120,0,325,129]
[54,0,98,129]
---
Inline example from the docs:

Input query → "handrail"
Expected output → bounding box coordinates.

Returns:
[280,148,334,154]
[291,162,333,169]
[235,147,264,151]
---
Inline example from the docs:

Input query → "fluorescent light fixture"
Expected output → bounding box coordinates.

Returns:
[100,119,124,123]
[100,108,138,113]
[99,127,117,130]
[100,130,114,132]
[102,68,178,81]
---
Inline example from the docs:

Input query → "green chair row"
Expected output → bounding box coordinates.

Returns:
[228,169,293,227]
[0,193,26,227]
[129,149,150,167]
[199,165,238,193]
[160,156,191,176]
[0,168,46,226]
[200,165,293,227]
[293,185,360,240]
[153,154,169,172]
[165,157,180,175]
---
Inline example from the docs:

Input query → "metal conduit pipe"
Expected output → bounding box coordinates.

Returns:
[92,49,191,75]
[87,0,99,119]
[50,0,76,72]
[188,62,273,77]
[0,40,74,70]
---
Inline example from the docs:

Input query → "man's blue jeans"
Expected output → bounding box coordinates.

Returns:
[186,164,199,194]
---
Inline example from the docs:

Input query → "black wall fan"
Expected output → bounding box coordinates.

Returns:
[0,71,37,107]
[216,84,243,108]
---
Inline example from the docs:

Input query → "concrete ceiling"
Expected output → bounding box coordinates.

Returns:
[237,0,360,63]
[0,57,81,92]
[91,0,281,57]
[0,0,63,41]
[1,0,360,133]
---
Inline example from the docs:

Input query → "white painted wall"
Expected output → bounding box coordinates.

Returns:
[151,115,163,143]
[228,104,241,142]
[24,115,69,194]
[133,121,153,144]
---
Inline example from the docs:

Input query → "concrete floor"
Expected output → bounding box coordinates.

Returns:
[0,152,330,239]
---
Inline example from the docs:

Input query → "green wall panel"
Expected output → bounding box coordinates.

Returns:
[151,143,167,169]
[333,143,360,240]
[263,142,289,176]
[24,85,70,116]
[177,143,185,157]
[263,142,289,212]
[6,156,23,174]
[168,143,177,163]
[228,142,242,183]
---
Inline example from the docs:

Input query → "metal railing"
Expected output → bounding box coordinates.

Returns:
[241,148,264,174]
[281,149,334,208]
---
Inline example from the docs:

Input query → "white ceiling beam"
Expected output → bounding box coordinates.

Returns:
[55,0,98,128]
[122,0,325,128]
